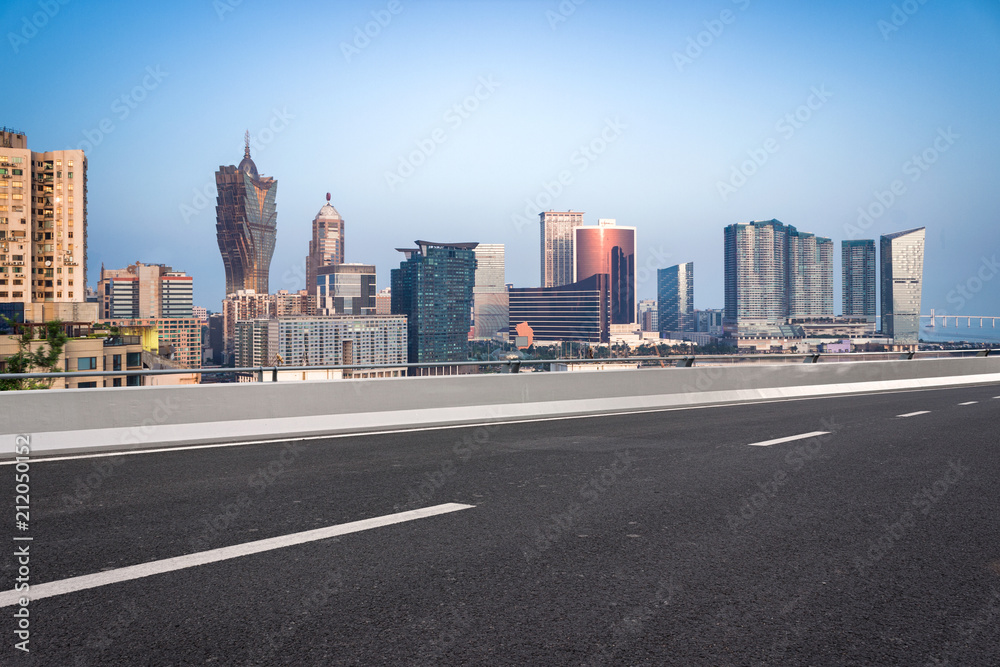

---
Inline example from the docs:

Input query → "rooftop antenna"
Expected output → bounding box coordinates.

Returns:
[244,130,251,158]
[326,192,331,202]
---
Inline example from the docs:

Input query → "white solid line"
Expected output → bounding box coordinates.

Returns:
[0,503,473,608]
[958,401,978,406]
[747,431,830,447]
[897,411,931,418]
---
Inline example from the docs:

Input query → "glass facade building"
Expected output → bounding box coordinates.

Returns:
[391,241,477,364]
[317,264,375,315]
[724,220,791,334]
[539,211,584,288]
[215,139,277,296]
[880,227,925,345]
[842,240,876,319]
[657,263,694,335]
[508,274,610,343]
[473,243,508,340]
[574,220,636,324]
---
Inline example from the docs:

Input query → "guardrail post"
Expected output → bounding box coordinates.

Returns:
[271,366,278,382]
[256,366,264,382]
[805,354,820,364]
[977,350,991,357]
[510,361,520,373]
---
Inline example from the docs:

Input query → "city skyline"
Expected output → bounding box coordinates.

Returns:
[3,0,998,317]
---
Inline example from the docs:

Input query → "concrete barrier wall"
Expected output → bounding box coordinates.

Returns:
[2,357,999,457]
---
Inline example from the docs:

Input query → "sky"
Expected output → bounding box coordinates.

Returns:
[3,0,999,319]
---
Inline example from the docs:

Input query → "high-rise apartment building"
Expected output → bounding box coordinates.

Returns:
[222,289,275,358]
[842,240,876,320]
[472,243,508,340]
[1,129,87,309]
[724,220,791,334]
[638,299,658,333]
[375,287,392,315]
[391,241,477,365]
[787,231,833,318]
[235,315,407,372]
[657,263,694,335]
[880,227,925,346]
[98,262,193,319]
[574,219,636,324]
[317,264,376,315]
[539,210,584,288]
[215,136,277,296]
[306,193,345,297]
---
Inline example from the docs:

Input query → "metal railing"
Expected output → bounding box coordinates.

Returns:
[0,348,995,385]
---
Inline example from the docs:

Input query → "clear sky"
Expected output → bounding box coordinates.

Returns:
[3,0,999,318]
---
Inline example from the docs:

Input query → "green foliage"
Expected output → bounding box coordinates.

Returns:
[0,319,68,391]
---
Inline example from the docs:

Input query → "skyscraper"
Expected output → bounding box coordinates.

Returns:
[391,241,477,365]
[787,231,833,318]
[472,243,508,340]
[540,210,584,288]
[1,129,87,309]
[842,240,876,319]
[658,263,694,335]
[880,227,925,346]
[215,134,277,296]
[306,193,345,297]
[574,219,636,324]
[724,219,791,335]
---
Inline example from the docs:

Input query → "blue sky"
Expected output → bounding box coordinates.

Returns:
[3,0,999,318]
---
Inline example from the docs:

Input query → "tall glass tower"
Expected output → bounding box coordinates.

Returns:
[539,211,584,288]
[880,228,925,345]
[215,135,277,296]
[391,241,478,365]
[574,220,636,324]
[842,240,876,320]
[723,219,791,334]
[657,263,694,335]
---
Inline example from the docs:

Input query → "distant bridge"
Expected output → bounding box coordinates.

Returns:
[924,311,999,328]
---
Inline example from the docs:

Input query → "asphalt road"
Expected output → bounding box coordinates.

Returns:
[4,383,1000,666]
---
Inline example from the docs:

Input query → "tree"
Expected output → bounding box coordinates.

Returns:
[0,319,68,391]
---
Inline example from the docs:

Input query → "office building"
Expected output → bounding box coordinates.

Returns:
[235,315,407,374]
[638,299,657,333]
[842,240,876,320]
[306,193,345,297]
[215,135,277,296]
[574,219,636,324]
[473,244,508,340]
[695,309,724,335]
[508,274,610,344]
[317,264,375,315]
[98,262,193,319]
[1,129,87,308]
[880,227,926,346]
[391,241,477,365]
[657,263,694,335]
[787,231,833,318]
[540,210,584,288]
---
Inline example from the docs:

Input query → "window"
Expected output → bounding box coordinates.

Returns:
[68,160,74,168]
[112,378,122,387]
[113,354,121,371]
[126,352,142,368]
[126,375,141,387]
[67,172,73,178]
[77,381,98,389]
[78,357,97,371]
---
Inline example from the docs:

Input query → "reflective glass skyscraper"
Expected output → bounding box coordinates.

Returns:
[657,263,694,335]
[540,210,584,288]
[391,241,477,364]
[842,240,876,319]
[215,136,277,296]
[574,220,636,324]
[880,228,925,345]
[472,244,508,340]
